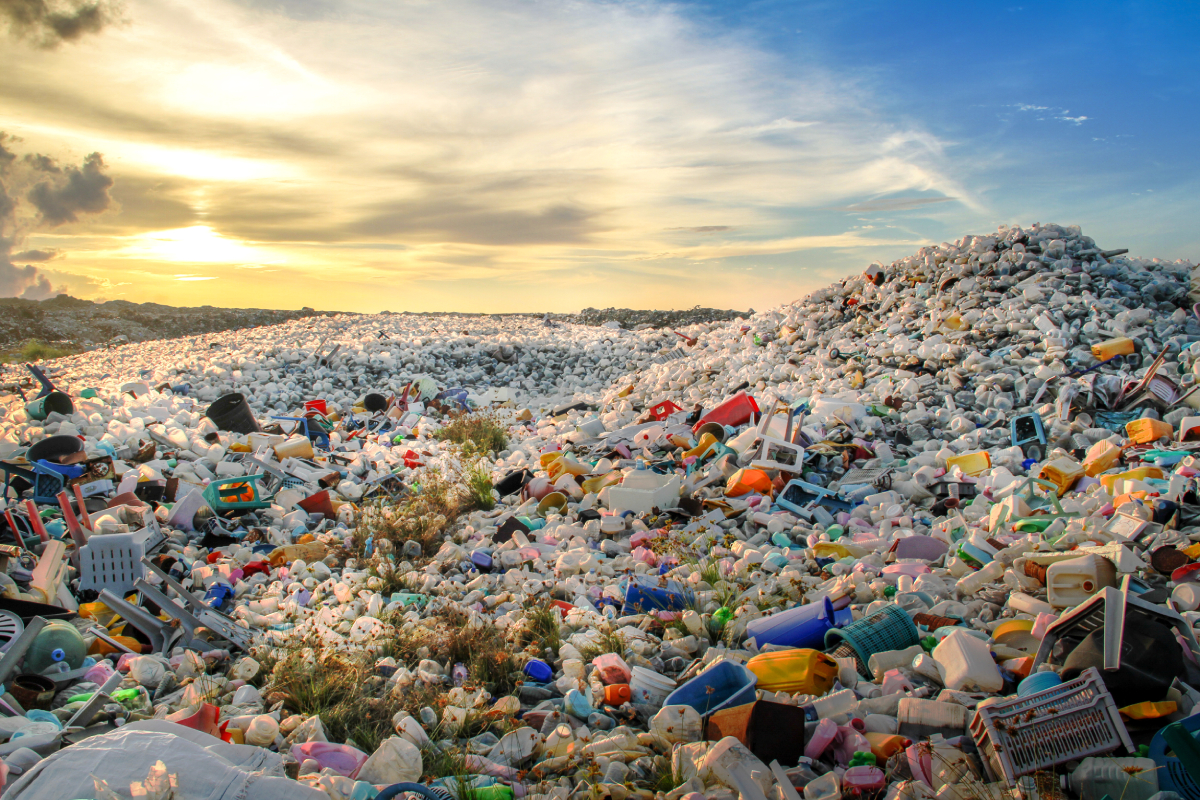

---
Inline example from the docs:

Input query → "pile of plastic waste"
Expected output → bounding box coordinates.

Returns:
[0,222,1200,800]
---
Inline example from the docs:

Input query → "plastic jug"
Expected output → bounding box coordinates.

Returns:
[800,688,857,722]
[1100,466,1164,493]
[1065,757,1159,800]
[932,629,1002,692]
[842,766,885,795]
[1092,337,1136,361]
[1046,554,1117,608]
[1037,457,1086,496]
[746,649,838,695]
[1083,439,1123,477]
[803,771,840,800]
[25,620,87,674]
[592,652,632,685]
[1126,417,1173,445]
[945,451,991,476]
[954,560,1004,597]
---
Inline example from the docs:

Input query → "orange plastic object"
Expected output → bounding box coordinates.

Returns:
[945,451,991,477]
[1119,700,1177,720]
[604,684,632,705]
[1126,417,1173,445]
[865,732,912,762]
[166,702,230,741]
[1083,440,1122,477]
[1101,466,1164,493]
[1092,337,1136,361]
[725,468,773,497]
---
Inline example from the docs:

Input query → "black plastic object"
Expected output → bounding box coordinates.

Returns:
[493,468,533,498]
[1061,617,1181,706]
[363,393,389,413]
[0,597,75,622]
[205,393,261,434]
[26,434,84,464]
[375,783,453,800]
[706,699,808,767]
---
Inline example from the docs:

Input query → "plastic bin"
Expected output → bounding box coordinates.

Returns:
[205,393,262,434]
[825,604,920,677]
[202,474,272,512]
[692,391,760,435]
[663,660,757,720]
[621,576,693,615]
[970,666,1134,781]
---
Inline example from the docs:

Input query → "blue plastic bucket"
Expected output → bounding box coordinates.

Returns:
[745,597,839,650]
[663,660,758,719]
[1017,671,1062,697]
[621,576,693,615]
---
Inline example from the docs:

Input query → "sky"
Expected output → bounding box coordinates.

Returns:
[0,0,1197,313]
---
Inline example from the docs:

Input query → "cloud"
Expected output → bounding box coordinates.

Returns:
[0,0,118,48]
[0,132,115,299]
[837,197,957,212]
[668,226,733,233]
[11,247,58,260]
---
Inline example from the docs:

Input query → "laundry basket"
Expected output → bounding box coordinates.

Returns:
[824,604,920,676]
[76,532,147,595]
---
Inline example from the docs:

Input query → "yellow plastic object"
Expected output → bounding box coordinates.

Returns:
[536,491,568,515]
[1091,337,1136,361]
[1100,466,1164,493]
[945,451,991,477]
[1082,439,1123,477]
[267,541,328,567]
[1119,700,1177,720]
[78,601,118,627]
[547,456,588,480]
[991,619,1040,655]
[685,433,720,459]
[1037,457,1086,497]
[942,313,969,331]
[228,442,253,453]
[581,472,622,494]
[746,648,838,695]
[540,451,565,470]
[1126,417,1174,445]
[812,542,866,560]
[1181,542,1200,560]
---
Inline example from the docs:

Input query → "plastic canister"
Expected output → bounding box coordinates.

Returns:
[800,688,857,722]
[1046,554,1117,608]
[896,698,969,740]
[1083,439,1123,477]
[932,629,1002,692]
[604,684,632,705]
[864,732,910,762]
[592,652,632,685]
[945,451,990,477]
[746,649,838,695]
[1037,457,1086,496]
[1092,337,1136,361]
[1065,757,1159,800]
[629,666,676,707]
[842,766,885,795]
[24,620,87,674]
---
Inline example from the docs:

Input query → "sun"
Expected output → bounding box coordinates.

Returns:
[123,226,283,265]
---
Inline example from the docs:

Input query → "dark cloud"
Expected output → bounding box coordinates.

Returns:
[27,152,114,225]
[0,132,114,299]
[11,248,58,261]
[0,0,117,47]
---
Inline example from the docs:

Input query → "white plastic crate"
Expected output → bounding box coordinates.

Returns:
[77,532,146,595]
[970,666,1133,781]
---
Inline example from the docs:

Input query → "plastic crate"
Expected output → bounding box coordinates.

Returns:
[824,604,920,672]
[202,474,271,511]
[77,532,146,595]
[970,666,1134,781]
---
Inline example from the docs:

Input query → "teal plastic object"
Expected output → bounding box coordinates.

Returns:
[24,619,87,674]
[202,473,272,511]
[1152,714,1200,799]
[824,604,920,668]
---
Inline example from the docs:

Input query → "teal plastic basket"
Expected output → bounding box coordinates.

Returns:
[824,604,920,671]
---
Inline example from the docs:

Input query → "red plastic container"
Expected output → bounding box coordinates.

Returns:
[692,392,760,434]
[303,399,328,415]
[649,400,683,421]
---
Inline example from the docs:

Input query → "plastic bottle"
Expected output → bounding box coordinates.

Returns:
[804,771,840,800]
[1064,757,1159,800]
[954,560,1004,597]
[801,689,858,722]
[25,620,87,674]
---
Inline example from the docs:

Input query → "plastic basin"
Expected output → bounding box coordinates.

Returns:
[664,660,758,719]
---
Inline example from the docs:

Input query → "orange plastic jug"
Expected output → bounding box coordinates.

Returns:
[604,684,632,705]
[1126,417,1173,445]
[1037,458,1085,496]
[745,648,838,695]
[1092,337,1136,361]
[1083,440,1122,477]
[725,468,773,497]
[865,732,911,762]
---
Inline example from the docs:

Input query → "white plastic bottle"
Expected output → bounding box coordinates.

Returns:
[801,688,857,722]
[955,560,1004,597]
[1065,757,1159,800]
[804,771,840,800]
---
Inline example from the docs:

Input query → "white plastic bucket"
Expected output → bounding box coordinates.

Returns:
[630,666,676,707]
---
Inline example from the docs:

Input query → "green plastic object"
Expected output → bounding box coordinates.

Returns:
[712,606,733,632]
[24,619,87,674]
[848,751,877,767]
[80,388,98,399]
[202,473,272,511]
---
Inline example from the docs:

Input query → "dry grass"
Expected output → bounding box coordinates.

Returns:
[437,412,509,455]
[513,599,563,656]
[351,469,460,559]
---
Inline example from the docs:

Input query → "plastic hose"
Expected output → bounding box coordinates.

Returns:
[374,783,448,800]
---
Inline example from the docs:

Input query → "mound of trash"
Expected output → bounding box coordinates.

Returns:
[0,222,1199,800]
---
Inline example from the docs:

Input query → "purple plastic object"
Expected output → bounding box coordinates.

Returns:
[291,741,368,778]
[893,536,949,562]
[745,596,840,650]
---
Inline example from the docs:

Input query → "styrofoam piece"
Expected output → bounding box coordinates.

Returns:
[607,471,682,514]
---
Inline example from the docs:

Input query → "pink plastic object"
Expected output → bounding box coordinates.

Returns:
[631,547,658,566]
[832,726,872,766]
[692,391,760,434]
[85,662,115,685]
[880,563,932,583]
[882,669,915,696]
[524,477,555,501]
[1030,612,1057,640]
[907,743,933,788]
[166,702,226,740]
[291,741,368,778]
[804,718,838,760]
[592,653,632,686]
[842,766,886,795]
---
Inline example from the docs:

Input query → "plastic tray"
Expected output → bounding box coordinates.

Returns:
[970,666,1134,781]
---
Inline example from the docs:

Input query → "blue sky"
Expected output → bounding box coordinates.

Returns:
[0,0,1196,311]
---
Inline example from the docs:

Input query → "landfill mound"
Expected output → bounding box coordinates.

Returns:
[0,295,332,352]
[552,307,752,330]
[2,222,1200,800]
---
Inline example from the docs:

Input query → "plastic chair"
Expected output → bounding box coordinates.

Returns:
[1152,713,1200,800]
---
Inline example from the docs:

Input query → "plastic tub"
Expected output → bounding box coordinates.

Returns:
[1017,671,1062,697]
[26,434,84,464]
[629,666,676,707]
[745,596,839,650]
[205,393,262,434]
[663,660,757,719]
[24,391,74,421]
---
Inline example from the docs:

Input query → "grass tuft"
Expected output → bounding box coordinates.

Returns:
[460,460,497,511]
[437,412,509,455]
